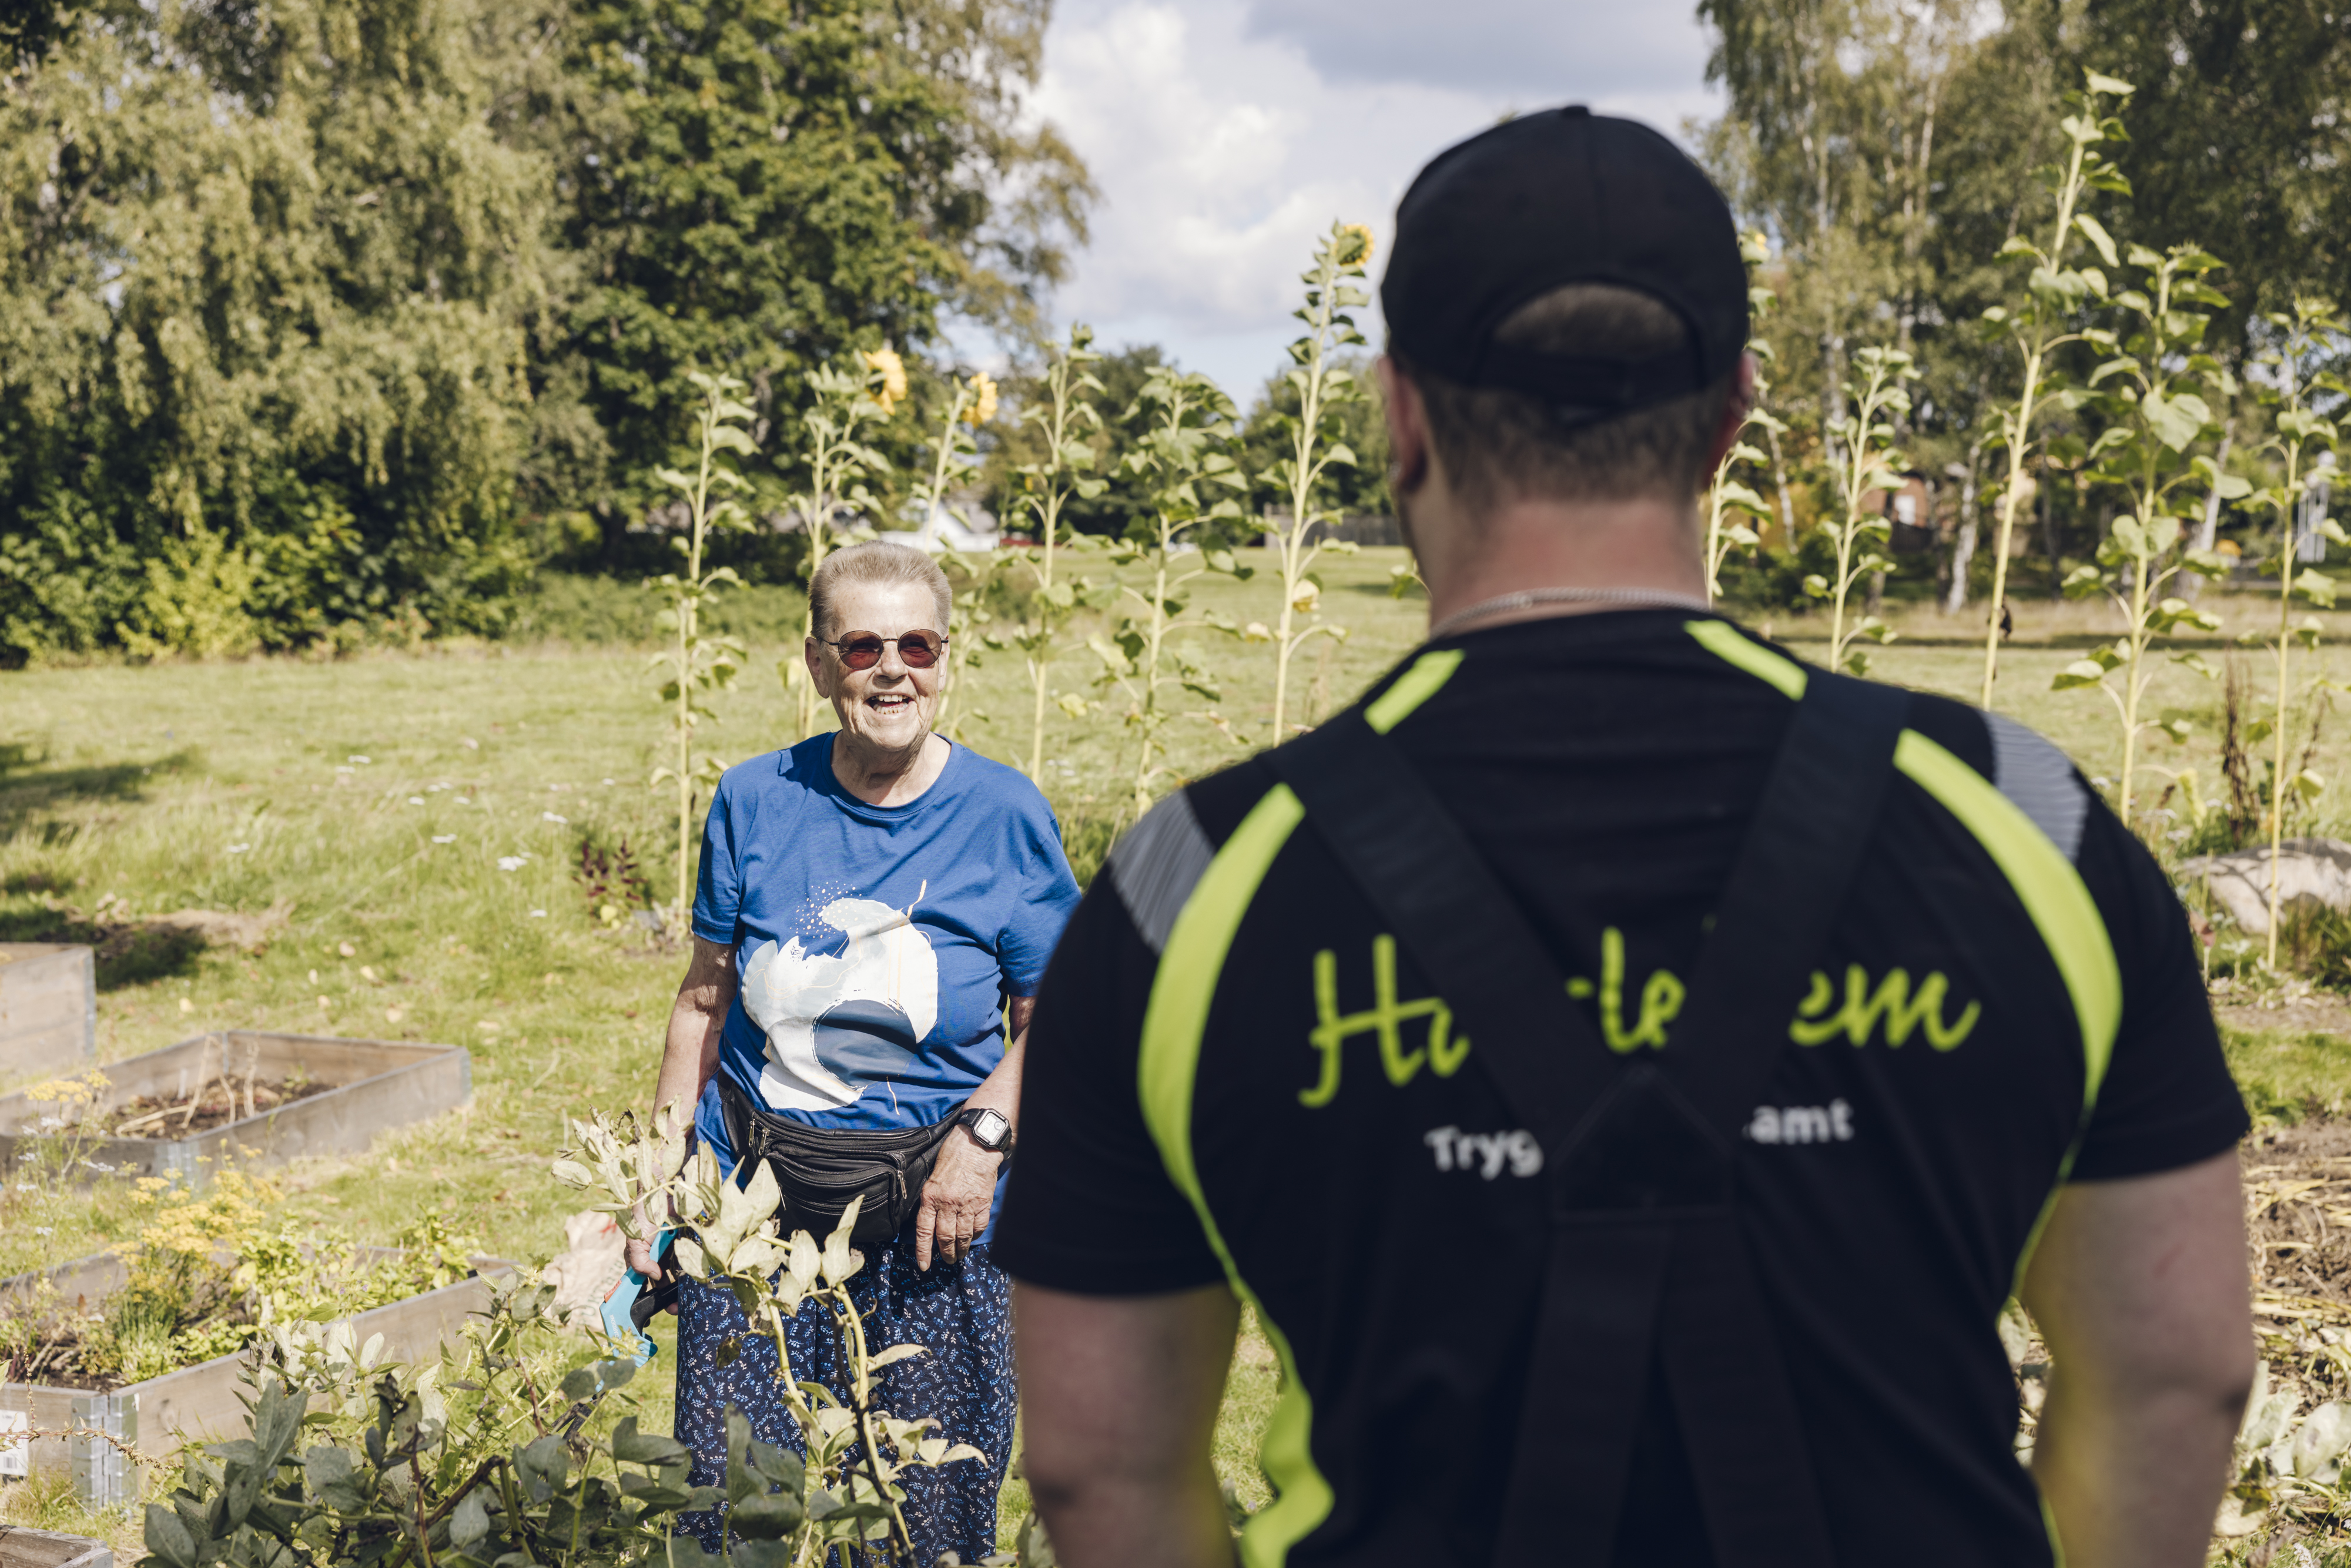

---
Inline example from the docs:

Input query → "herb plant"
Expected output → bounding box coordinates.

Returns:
[142,1106,1033,1568]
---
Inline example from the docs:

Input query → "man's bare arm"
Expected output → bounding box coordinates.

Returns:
[2021,1148,2253,1568]
[627,936,736,1280]
[1017,1282,1239,1568]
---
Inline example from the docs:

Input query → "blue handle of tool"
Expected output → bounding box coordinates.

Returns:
[600,1228,674,1366]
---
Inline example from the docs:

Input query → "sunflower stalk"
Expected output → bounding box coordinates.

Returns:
[2248,300,2349,967]
[1261,222,1373,735]
[1094,366,1254,817]
[912,373,1000,739]
[1807,347,1917,676]
[2051,243,2239,829]
[1000,326,1108,780]
[1704,230,1785,602]
[783,351,902,739]
[1977,69,2135,706]
[648,371,756,930]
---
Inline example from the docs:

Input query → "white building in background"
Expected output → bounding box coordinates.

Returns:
[2297,452,2336,565]
[886,496,1001,554]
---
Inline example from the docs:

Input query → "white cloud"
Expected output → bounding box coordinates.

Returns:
[1030,0,1724,398]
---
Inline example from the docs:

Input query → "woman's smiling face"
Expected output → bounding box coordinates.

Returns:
[808,579,946,758]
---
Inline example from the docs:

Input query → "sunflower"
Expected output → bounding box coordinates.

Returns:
[862,347,907,414]
[1336,223,1375,269]
[966,371,999,426]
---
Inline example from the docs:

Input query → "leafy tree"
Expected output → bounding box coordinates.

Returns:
[0,0,558,662]
[2071,0,2351,357]
[531,0,1091,551]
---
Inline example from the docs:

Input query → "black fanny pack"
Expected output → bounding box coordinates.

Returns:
[716,1074,961,1248]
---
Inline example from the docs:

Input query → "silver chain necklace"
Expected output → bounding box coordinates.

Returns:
[1426,585,1714,642]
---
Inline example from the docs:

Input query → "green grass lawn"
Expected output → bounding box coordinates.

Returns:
[4,552,2349,1549]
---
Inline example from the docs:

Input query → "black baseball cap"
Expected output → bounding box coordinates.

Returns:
[1381,106,1748,427]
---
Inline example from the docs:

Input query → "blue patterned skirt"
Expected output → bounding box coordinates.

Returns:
[672,1237,1015,1561]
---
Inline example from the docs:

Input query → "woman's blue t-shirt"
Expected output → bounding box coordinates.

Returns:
[690,736,1080,1204]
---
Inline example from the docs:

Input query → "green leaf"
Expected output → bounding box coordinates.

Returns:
[730,1493,806,1539]
[146,1504,200,1568]
[2138,390,2208,451]
[450,1490,491,1549]
[2052,661,2109,691]
[2074,213,2119,268]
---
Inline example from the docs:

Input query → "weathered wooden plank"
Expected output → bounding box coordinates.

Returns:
[0,1034,471,1185]
[0,946,95,1088]
[0,1263,515,1501]
[0,1524,114,1568]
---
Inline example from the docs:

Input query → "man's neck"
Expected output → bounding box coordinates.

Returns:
[1421,494,1707,634]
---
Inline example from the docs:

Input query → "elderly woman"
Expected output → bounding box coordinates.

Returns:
[629,540,1080,1559]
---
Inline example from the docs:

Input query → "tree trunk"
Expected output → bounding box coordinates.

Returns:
[1944,439,1984,615]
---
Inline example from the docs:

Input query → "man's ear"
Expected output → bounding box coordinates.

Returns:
[1379,357,1430,494]
[804,636,831,698]
[1702,353,1759,475]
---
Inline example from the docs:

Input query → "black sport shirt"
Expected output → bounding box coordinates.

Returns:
[996,612,2245,1568]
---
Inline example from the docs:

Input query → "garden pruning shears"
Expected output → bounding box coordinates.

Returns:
[600,1229,680,1366]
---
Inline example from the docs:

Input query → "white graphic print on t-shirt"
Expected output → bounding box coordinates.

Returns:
[738,897,941,1111]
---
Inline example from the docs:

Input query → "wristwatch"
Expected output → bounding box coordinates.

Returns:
[957,1106,1014,1154]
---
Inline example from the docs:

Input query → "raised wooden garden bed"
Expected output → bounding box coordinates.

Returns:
[0,946,95,1088]
[0,1032,470,1186]
[0,1525,112,1568]
[0,1259,515,1506]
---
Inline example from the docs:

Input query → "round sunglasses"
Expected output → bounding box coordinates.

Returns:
[821,631,949,670]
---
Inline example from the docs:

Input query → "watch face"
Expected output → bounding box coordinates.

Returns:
[970,1108,1011,1148]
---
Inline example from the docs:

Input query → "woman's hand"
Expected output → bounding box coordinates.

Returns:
[916,1131,1003,1270]
[915,996,1030,1271]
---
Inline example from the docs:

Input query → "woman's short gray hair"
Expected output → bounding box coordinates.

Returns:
[809,541,953,639]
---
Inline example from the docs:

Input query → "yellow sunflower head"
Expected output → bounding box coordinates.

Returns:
[862,347,907,414]
[966,371,999,426]
[1336,223,1375,269]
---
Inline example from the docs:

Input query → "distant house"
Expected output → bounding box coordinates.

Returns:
[889,494,1001,554]
[1859,471,1936,554]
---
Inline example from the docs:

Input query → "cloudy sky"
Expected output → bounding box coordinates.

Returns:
[1024,0,1727,400]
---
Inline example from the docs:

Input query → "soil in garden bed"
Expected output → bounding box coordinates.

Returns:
[2245,1117,2351,1309]
[99,1076,331,1138]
